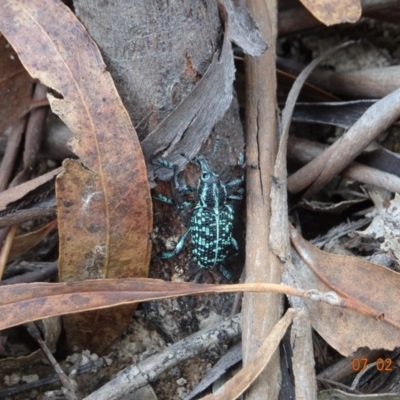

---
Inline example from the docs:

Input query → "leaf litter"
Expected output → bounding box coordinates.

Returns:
[1,0,400,399]
[0,0,152,352]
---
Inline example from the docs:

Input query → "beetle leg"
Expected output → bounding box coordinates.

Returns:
[227,193,243,201]
[225,177,243,189]
[161,228,191,259]
[153,193,175,206]
[219,265,232,280]
[231,237,239,251]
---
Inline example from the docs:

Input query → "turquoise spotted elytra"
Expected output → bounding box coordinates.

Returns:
[153,155,242,280]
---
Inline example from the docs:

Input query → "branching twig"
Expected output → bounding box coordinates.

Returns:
[83,314,242,400]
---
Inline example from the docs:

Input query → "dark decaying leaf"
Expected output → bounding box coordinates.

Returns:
[0,0,152,352]
[292,100,377,129]
[356,148,400,178]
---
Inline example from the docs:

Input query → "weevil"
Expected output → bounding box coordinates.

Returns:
[153,155,242,280]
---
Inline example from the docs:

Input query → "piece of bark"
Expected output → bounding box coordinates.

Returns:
[291,308,317,400]
[242,1,282,399]
[75,2,259,185]
[220,0,267,57]
[141,9,236,180]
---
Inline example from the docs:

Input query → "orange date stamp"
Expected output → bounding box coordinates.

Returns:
[351,357,393,372]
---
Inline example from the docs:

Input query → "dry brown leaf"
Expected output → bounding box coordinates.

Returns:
[0,0,152,351]
[0,279,330,331]
[299,0,361,26]
[288,225,400,356]
[8,219,57,261]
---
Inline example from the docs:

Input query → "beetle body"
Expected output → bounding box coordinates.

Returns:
[191,204,236,274]
[155,156,240,280]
